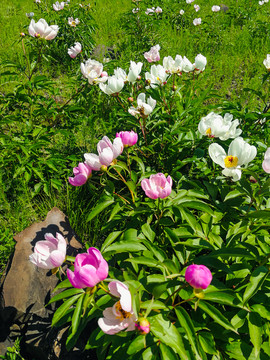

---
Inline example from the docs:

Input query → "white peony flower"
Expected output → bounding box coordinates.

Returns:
[145,8,155,15]
[68,17,80,27]
[155,6,163,13]
[193,18,201,26]
[127,61,143,83]
[68,42,82,58]
[128,93,156,118]
[209,137,257,181]
[262,148,270,173]
[163,55,183,74]
[132,8,139,13]
[193,53,207,73]
[198,112,242,140]
[144,44,160,63]
[28,19,59,40]
[263,54,270,71]
[145,64,169,88]
[181,56,195,72]
[194,4,200,12]
[81,59,105,84]
[180,9,185,15]
[53,1,65,11]
[212,5,221,12]
[186,0,195,3]
[114,67,127,81]
[99,76,125,95]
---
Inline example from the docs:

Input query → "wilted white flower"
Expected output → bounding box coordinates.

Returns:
[180,9,185,15]
[193,18,201,26]
[212,5,221,11]
[198,112,242,140]
[53,1,65,11]
[68,17,80,27]
[68,42,82,58]
[81,59,107,84]
[26,12,34,18]
[193,53,207,73]
[263,54,270,71]
[128,93,156,118]
[194,4,200,11]
[209,137,257,181]
[127,61,143,83]
[99,76,125,95]
[145,64,168,88]
[163,55,183,74]
[28,19,59,40]
[155,6,162,13]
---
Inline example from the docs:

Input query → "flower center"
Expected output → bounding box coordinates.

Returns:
[115,301,132,320]
[224,155,238,168]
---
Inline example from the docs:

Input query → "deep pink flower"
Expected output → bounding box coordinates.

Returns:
[67,248,108,288]
[116,131,138,147]
[135,318,150,334]
[98,281,136,334]
[185,264,212,289]
[262,147,270,173]
[68,162,92,186]
[141,173,172,199]
[29,233,66,269]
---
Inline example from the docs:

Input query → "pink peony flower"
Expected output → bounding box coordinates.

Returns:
[185,264,212,289]
[84,136,123,171]
[98,281,137,334]
[262,147,270,173]
[144,44,160,63]
[141,173,172,200]
[29,233,66,269]
[67,248,108,289]
[116,131,138,147]
[68,162,92,186]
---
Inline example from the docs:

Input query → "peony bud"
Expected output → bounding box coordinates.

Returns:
[185,264,212,290]
[135,318,150,334]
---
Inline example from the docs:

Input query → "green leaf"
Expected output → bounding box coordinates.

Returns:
[197,301,238,334]
[224,189,245,201]
[48,288,84,304]
[248,312,262,358]
[175,307,203,359]
[159,343,178,360]
[126,256,163,269]
[103,241,147,254]
[142,223,155,242]
[53,278,73,291]
[127,335,145,355]
[149,314,188,360]
[181,200,213,215]
[52,294,82,327]
[101,231,123,252]
[198,332,217,355]
[86,195,114,222]
[243,266,269,304]
[251,304,270,321]
[207,248,255,259]
[70,293,85,335]
[202,290,242,307]
[246,210,270,219]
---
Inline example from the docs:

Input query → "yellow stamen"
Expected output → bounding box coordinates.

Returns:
[206,128,212,136]
[224,155,238,168]
[115,301,132,320]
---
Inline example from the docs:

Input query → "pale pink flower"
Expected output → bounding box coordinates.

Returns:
[145,8,155,15]
[132,8,139,13]
[194,4,200,11]
[80,59,106,84]
[193,18,201,26]
[186,0,195,3]
[185,264,212,289]
[67,248,108,289]
[144,44,160,63]
[84,136,124,170]
[68,162,92,186]
[155,6,162,13]
[212,5,221,12]
[141,173,172,199]
[29,233,66,269]
[116,131,138,147]
[28,19,59,40]
[262,148,270,173]
[68,42,82,58]
[98,281,137,335]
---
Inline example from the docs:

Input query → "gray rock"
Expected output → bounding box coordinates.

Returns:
[0,207,82,358]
